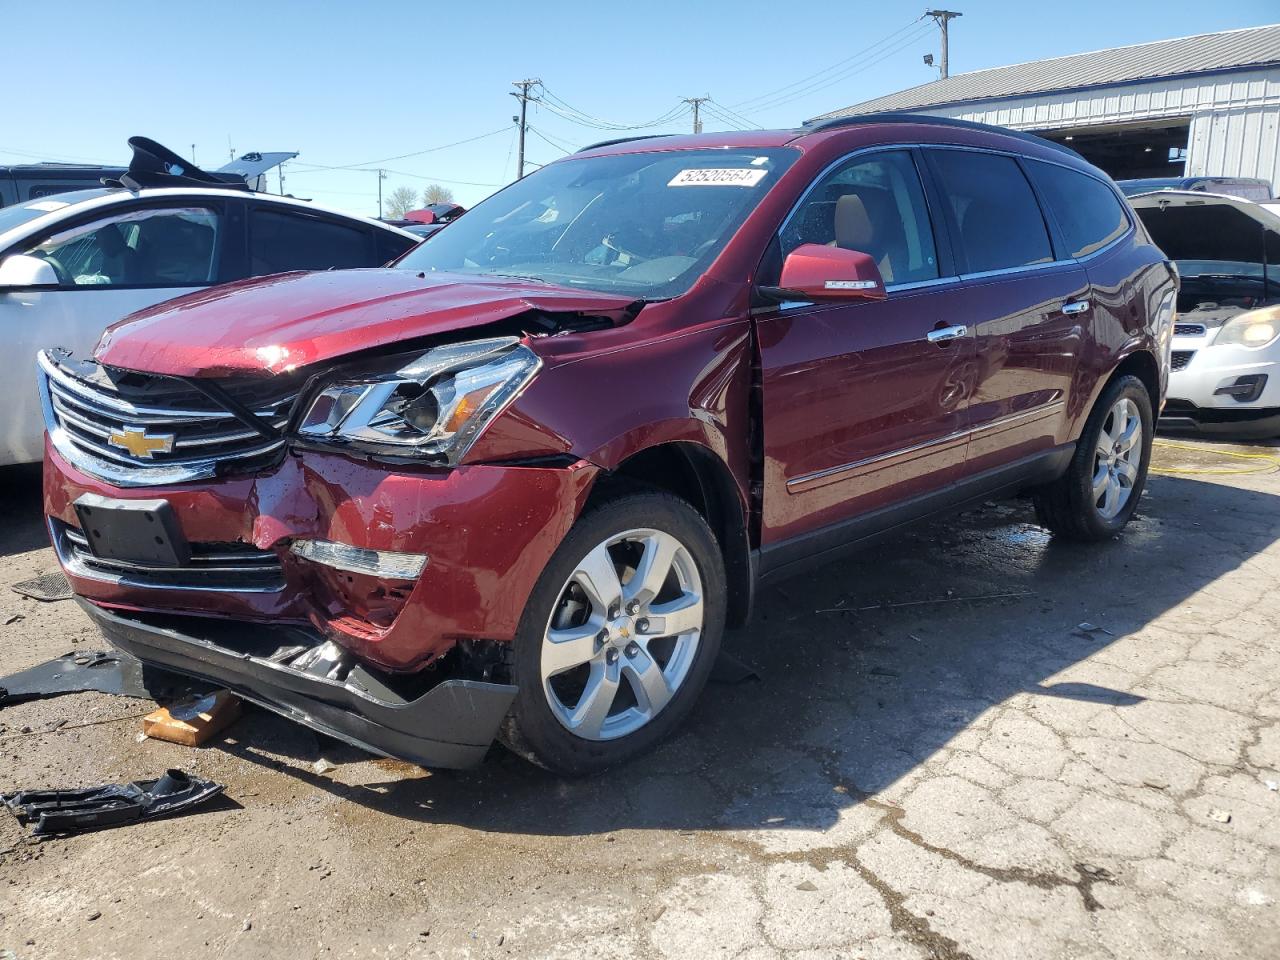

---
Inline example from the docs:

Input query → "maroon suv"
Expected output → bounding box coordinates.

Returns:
[40,115,1176,774]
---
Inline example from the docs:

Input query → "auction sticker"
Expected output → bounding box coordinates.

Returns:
[668,168,768,187]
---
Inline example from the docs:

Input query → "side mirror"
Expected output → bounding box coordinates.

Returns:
[0,254,59,291]
[761,243,886,303]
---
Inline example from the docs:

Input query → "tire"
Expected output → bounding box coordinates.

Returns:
[1033,374,1153,541]
[499,489,725,776]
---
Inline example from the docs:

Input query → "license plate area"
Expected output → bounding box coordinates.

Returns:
[73,493,191,567]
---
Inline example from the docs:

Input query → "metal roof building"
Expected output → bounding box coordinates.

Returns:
[813,24,1280,192]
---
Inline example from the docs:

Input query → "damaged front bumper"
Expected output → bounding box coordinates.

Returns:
[78,599,517,769]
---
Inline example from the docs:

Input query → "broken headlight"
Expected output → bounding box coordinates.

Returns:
[296,337,540,464]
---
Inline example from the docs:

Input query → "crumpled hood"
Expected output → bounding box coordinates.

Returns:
[95,269,641,377]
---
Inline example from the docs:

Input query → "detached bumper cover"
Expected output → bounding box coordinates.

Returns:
[78,599,516,770]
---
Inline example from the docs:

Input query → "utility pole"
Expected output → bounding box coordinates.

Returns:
[682,96,710,134]
[511,78,541,179]
[191,144,197,164]
[925,9,962,79]
[278,161,285,195]
[377,168,387,219]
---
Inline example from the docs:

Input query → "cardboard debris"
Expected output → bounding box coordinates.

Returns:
[143,690,241,746]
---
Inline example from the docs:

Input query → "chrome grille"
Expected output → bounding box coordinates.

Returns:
[1170,350,1195,371]
[39,352,300,486]
[54,520,284,592]
[1174,323,1206,337]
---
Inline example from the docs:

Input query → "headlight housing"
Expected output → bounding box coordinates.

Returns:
[1215,305,1280,349]
[297,337,540,464]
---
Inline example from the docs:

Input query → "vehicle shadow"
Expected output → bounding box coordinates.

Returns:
[217,469,1279,837]
[0,463,49,558]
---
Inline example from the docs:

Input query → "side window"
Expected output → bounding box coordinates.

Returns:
[249,208,372,275]
[928,150,1053,274]
[25,207,221,287]
[375,228,416,264]
[1026,161,1130,258]
[780,150,939,285]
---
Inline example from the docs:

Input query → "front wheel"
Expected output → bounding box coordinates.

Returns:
[499,490,725,775]
[1033,374,1154,540]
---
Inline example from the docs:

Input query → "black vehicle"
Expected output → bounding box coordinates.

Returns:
[0,163,127,208]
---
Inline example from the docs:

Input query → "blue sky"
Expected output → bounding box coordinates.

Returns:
[3,1,1275,215]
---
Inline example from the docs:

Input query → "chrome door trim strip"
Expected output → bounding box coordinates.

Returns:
[785,401,1066,493]
[786,428,969,493]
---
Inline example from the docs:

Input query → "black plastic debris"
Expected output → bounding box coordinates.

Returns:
[10,572,73,602]
[0,651,207,709]
[3,769,224,835]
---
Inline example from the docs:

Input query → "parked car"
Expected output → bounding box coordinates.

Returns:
[0,162,126,208]
[1129,189,1280,436]
[0,138,418,465]
[40,116,1175,774]
[1118,176,1274,202]
[385,203,467,239]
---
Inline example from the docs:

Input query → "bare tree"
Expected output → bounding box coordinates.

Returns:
[384,186,418,219]
[421,184,455,206]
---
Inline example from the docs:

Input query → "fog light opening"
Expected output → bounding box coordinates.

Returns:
[290,539,428,579]
[1213,374,1267,403]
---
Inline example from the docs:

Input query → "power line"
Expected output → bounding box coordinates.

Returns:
[287,127,512,175]
[525,125,579,155]
[378,167,504,188]
[704,99,764,130]
[733,21,935,116]
[0,145,117,165]
[729,16,929,113]
[537,87,691,131]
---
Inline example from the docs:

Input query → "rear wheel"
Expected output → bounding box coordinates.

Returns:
[1033,374,1153,540]
[499,490,724,775]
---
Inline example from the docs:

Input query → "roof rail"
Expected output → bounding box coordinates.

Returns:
[576,134,675,154]
[799,112,1080,158]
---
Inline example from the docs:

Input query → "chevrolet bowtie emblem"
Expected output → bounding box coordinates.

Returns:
[107,426,175,459]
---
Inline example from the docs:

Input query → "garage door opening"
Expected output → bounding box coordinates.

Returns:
[1037,118,1191,180]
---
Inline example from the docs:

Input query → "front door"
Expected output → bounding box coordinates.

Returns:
[755,149,974,559]
[0,204,226,464]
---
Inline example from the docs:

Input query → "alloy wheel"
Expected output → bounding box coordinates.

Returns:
[539,528,704,741]
[1092,396,1142,520]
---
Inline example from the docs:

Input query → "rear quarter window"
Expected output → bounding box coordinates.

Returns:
[249,208,374,274]
[1027,161,1130,259]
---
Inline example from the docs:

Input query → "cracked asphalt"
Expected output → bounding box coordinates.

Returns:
[1,436,1278,959]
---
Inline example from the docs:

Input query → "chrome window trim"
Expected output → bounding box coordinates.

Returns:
[786,401,1066,492]
[922,143,1135,267]
[762,139,1133,308]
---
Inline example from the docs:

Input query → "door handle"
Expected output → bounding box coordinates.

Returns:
[927,324,967,344]
[1061,299,1091,316]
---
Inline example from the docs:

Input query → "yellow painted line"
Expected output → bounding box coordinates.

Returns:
[1150,439,1280,476]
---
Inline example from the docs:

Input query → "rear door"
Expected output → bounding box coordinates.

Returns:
[922,148,1088,472]
[755,148,975,556]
